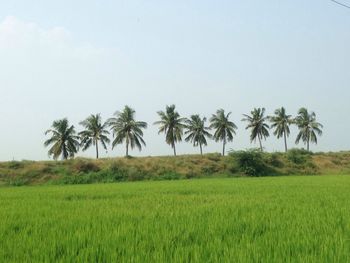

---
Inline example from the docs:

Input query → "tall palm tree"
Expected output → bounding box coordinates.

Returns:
[154,105,186,156]
[44,118,80,160]
[185,115,212,155]
[269,107,293,152]
[242,108,270,151]
[209,109,237,156]
[79,114,110,159]
[108,106,147,157]
[295,108,323,151]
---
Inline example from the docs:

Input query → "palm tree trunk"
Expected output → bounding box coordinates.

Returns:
[258,134,263,152]
[95,141,99,159]
[222,139,226,156]
[283,132,288,153]
[173,142,177,156]
[307,139,310,152]
[200,143,203,156]
[62,146,68,160]
[126,135,129,157]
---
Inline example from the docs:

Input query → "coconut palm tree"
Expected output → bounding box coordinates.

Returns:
[79,114,110,159]
[108,106,147,157]
[154,105,186,156]
[295,108,323,151]
[44,118,80,160]
[185,115,212,155]
[269,107,293,152]
[242,108,270,151]
[209,109,237,156]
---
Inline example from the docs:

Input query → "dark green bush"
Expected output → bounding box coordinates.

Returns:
[265,152,283,168]
[108,162,128,181]
[7,161,23,169]
[156,171,182,181]
[229,149,271,176]
[8,178,30,186]
[287,149,312,165]
[126,167,148,181]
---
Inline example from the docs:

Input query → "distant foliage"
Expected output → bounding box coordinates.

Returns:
[6,151,350,186]
[72,159,100,173]
[8,161,24,169]
[286,149,312,165]
[230,149,271,176]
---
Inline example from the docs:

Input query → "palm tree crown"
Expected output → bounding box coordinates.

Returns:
[154,105,186,156]
[269,107,293,152]
[108,106,147,157]
[79,114,110,159]
[185,115,212,155]
[242,108,270,151]
[209,109,237,156]
[44,118,80,160]
[295,108,323,151]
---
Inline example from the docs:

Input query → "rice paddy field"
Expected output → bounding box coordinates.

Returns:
[1,175,350,262]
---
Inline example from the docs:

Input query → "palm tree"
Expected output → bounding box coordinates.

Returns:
[108,106,147,157]
[185,115,212,155]
[209,109,237,156]
[44,118,80,160]
[269,107,293,152]
[154,105,186,156]
[79,114,110,159]
[242,108,270,151]
[295,108,323,151]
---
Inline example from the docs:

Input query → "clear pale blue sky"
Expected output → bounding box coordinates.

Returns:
[0,0,349,160]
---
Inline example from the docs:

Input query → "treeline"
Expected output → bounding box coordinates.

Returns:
[44,105,323,160]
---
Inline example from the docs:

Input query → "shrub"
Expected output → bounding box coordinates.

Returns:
[229,149,271,176]
[72,159,100,173]
[206,153,222,162]
[8,178,30,186]
[156,171,182,181]
[7,161,23,169]
[265,152,283,168]
[287,149,312,165]
[108,162,128,181]
[201,163,220,175]
[126,167,148,181]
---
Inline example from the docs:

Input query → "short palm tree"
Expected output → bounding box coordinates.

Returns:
[154,105,186,156]
[108,106,147,157]
[209,109,237,156]
[242,108,270,151]
[44,118,80,160]
[185,115,212,155]
[295,108,323,151]
[79,114,110,159]
[269,107,293,152]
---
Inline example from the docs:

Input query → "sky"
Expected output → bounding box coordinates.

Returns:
[0,0,349,161]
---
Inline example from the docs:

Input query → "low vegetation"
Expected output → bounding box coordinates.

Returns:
[1,151,350,186]
[1,176,350,261]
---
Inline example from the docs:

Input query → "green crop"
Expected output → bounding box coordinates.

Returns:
[0,175,349,262]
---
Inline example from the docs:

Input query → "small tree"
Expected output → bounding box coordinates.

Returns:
[209,109,237,156]
[154,105,186,156]
[242,108,270,151]
[44,118,80,160]
[185,115,212,155]
[108,106,147,157]
[295,108,323,151]
[79,114,110,159]
[269,107,293,152]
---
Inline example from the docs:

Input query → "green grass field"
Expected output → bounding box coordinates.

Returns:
[1,175,350,262]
